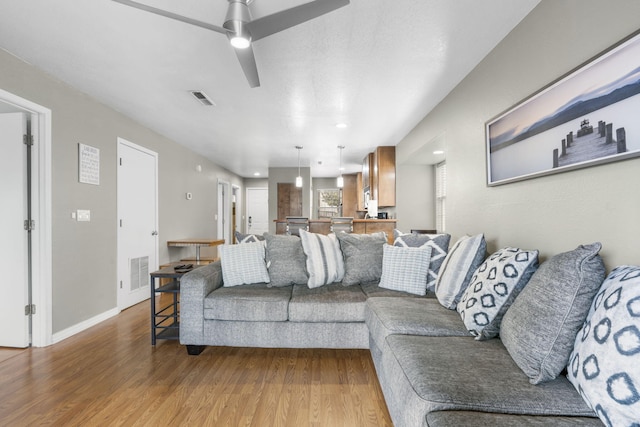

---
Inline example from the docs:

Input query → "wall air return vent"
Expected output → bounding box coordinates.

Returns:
[189,90,215,106]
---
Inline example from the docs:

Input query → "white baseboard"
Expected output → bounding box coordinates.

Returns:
[52,307,120,344]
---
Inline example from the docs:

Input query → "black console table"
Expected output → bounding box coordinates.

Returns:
[149,262,203,345]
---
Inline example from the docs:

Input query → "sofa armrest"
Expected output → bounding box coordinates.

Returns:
[179,260,223,345]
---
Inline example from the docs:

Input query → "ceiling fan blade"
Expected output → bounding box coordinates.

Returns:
[248,0,349,42]
[112,0,227,34]
[233,45,261,88]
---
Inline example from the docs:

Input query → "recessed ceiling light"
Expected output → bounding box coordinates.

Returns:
[253,172,260,176]
[335,123,348,129]
[433,150,444,155]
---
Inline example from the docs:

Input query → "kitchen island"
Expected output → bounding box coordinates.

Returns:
[275,219,397,244]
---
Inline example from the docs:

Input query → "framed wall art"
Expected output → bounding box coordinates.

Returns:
[486,29,640,186]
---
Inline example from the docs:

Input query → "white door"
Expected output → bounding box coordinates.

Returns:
[0,112,30,347]
[246,187,269,235]
[117,138,158,310]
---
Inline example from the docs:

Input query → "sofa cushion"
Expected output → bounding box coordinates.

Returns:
[435,234,487,310]
[337,232,387,286]
[263,233,308,287]
[385,335,595,417]
[393,230,451,291]
[299,229,344,288]
[501,242,605,384]
[219,241,270,287]
[379,244,432,296]
[567,265,640,426]
[366,297,468,351]
[360,282,430,298]
[288,283,367,322]
[234,230,264,244]
[457,247,538,340]
[204,283,292,321]
[425,411,601,427]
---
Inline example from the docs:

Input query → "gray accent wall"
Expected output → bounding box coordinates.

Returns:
[396,0,640,268]
[0,48,243,334]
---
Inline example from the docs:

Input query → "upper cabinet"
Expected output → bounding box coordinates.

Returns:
[362,153,374,192]
[371,146,396,207]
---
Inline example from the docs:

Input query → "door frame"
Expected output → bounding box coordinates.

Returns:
[217,179,231,243]
[116,138,159,311]
[0,89,53,347]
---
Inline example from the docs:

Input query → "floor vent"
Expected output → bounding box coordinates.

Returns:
[189,90,215,106]
[130,256,149,291]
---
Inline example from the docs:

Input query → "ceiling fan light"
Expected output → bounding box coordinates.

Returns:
[230,35,251,49]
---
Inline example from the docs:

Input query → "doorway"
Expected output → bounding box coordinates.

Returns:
[117,138,158,310]
[0,89,53,348]
[246,187,269,236]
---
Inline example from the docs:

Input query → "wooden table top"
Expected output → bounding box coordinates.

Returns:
[166,238,225,247]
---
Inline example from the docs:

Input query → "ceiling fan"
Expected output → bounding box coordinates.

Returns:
[112,0,350,87]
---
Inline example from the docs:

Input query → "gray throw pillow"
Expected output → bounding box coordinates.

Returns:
[235,231,265,244]
[500,242,605,384]
[337,232,387,286]
[393,230,451,292]
[263,233,308,287]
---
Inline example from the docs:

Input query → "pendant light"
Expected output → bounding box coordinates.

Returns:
[336,145,345,188]
[295,146,303,188]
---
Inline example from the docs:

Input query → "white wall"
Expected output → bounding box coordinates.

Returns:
[396,0,640,269]
[396,164,435,232]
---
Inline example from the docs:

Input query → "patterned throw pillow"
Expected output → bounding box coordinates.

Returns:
[379,244,432,296]
[393,230,451,292]
[501,242,605,384]
[434,234,487,310]
[299,229,344,288]
[567,265,640,426]
[219,241,270,287]
[457,247,539,340]
[337,232,387,286]
[263,234,308,287]
[235,231,264,244]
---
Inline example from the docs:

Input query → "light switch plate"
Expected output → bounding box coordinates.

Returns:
[77,209,91,222]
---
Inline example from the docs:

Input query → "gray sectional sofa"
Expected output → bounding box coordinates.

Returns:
[179,233,637,426]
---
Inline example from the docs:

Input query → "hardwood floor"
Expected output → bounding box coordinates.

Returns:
[0,300,392,426]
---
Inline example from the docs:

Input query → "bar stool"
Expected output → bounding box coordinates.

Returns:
[286,217,309,236]
[331,217,354,234]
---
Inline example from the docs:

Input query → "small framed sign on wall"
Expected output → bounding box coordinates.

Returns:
[486,29,640,186]
[78,143,100,185]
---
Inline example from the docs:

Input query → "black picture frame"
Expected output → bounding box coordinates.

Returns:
[486,29,640,186]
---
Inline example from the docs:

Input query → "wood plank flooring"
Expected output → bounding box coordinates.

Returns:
[0,300,392,426]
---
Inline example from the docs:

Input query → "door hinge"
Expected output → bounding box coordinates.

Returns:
[119,157,122,166]
[120,280,123,289]
[23,134,34,146]
[24,220,35,231]
[25,304,36,315]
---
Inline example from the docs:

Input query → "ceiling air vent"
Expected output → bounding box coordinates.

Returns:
[189,90,215,106]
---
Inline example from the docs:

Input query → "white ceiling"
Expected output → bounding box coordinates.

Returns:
[0,0,539,177]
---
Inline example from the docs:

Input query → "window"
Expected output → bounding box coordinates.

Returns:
[435,162,446,232]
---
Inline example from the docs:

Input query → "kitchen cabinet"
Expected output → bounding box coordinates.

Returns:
[341,174,358,218]
[371,146,396,208]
